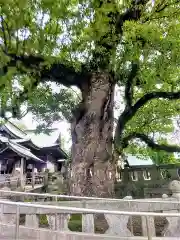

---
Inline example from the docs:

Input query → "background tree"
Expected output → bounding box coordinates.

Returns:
[125,138,178,165]
[0,0,180,197]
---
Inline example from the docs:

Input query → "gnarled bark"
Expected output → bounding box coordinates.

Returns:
[70,72,115,197]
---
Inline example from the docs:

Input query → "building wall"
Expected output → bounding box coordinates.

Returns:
[46,161,55,173]
[115,164,180,198]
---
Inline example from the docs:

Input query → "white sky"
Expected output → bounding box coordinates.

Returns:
[22,112,71,150]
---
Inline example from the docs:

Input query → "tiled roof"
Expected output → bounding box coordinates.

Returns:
[4,121,28,139]
[0,135,44,163]
[8,142,44,163]
[1,120,67,160]
[4,120,61,148]
[29,131,60,148]
[126,154,153,166]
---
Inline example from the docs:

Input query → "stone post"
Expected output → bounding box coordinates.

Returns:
[47,214,69,231]
[25,214,39,228]
[25,214,39,238]
[163,180,180,237]
[105,196,133,236]
[141,216,155,237]
[0,188,16,237]
[82,201,94,233]
[169,180,180,200]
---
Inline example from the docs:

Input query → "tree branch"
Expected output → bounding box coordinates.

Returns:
[116,0,149,34]
[124,62,139,108]
[133,91,180,115]
[122,132,180,152]
[155,0,180,13]
[0,53,88,117]
[6,53,86,88]
[115,90,180,146]
[116,0,178,32]
[0,16,8,53]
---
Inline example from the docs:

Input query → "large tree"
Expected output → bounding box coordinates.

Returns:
[0,0,180,197]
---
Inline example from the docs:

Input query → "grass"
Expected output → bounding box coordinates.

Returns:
[68,214,108,233]
[68,214,82,232]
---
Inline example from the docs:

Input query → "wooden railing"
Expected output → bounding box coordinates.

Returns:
[0,173,44,190]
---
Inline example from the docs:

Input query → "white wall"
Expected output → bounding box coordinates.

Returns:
[46,161,55,173]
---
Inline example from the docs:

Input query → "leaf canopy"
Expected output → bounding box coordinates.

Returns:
[0,0,180,158]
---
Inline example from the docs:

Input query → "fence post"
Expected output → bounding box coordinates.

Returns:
[0,203,3,233]
[82,200,94,233]
[146,216,153,240]
[128,201,133,235]
[15,205,20,240]
[142,215,155,237]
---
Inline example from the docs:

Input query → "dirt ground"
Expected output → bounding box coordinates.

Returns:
[127,216,168,236]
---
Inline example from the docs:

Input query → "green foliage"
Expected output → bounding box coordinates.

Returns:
[149,150,178,165]
[122,99,177,137]
[0,0,180,158]
[28,84,79,128]
[147,139,178,164]
[125,138,178,164]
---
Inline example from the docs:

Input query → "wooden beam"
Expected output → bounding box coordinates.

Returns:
[20,157,25,189]
[32,164,35,189]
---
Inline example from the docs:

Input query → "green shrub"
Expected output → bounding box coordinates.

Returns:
[39,214,49,227]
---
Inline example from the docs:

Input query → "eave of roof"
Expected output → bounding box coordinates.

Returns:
[3,120,68,158]
[0,135,44,163]
[42,144,68,159]
[4,121,28,139]
[11,139,68,159]
[8,142,44,163]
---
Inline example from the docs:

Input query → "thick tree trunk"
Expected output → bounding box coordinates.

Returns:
[70,72,115,197]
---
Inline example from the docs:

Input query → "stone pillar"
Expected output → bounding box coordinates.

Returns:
[141,216,155,237]
[0,189,16,237]
[25,214,39,228]
[82,214,94,233]
[105,197,132,236]
[47,215,56,230]
[47,214,69,231]
[169,180,180,200]
[163,210,179,237]
[105,214,132,236]
[163,180,180,237]
[20,158,25,189]
[57,214,69,231]
[25,214,39,239]
[81,200,94,233]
